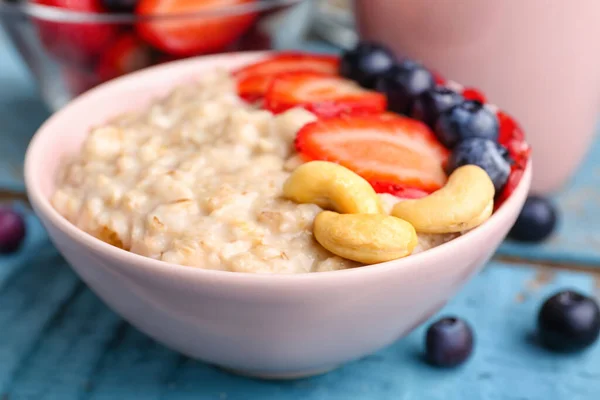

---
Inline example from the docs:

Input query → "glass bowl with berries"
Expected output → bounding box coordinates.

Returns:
[0,0,307,111]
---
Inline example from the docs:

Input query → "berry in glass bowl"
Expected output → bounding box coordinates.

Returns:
[0,0,306,111]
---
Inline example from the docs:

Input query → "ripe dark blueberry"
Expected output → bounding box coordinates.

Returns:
[375,60,435,115]
[509,196,558,242]
[100,0,139,12]
[435,100,499,148]
[446,138,511,192]
[538,290,600,352]
[0,208,26,254]
[425,317,474,368]
[411,86,464,129]
[339,42,396,89]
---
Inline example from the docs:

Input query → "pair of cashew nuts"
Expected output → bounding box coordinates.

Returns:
[282,161,495,265]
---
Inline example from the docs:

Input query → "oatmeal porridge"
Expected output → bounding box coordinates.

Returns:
[51,68,462,273]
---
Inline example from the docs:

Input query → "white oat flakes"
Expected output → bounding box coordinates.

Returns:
[52,70,457,274]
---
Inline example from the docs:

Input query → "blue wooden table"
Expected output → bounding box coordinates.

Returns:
[2,24,600,399]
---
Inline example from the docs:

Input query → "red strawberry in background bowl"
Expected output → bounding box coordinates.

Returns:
[32,0,120,68]
[96,34,157,81]
[7,0,304,110]
[61,64,102,96]
[136,0,259,57]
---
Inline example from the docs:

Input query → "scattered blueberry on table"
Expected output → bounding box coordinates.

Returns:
[537,290,600,352]
[422,291,600,370]
[339,42,396,89]
[0,207,26,254]
[508,196,558,242]
[375,60,435,115]
[424,317,474,368]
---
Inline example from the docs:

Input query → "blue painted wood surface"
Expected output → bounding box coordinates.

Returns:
[0,28,50,193]
[497,130,600,265]
[1,207,600,399]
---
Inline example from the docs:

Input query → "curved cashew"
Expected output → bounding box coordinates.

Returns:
[391,165,495,234]
[283,161,381,214]
[314,211,418,264]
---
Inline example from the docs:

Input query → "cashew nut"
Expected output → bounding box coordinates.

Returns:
[283,161,382,214]
[314,211,418,264]
[391,165,495,234]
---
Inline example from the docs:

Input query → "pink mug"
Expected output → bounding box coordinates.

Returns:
[354,0,600,194]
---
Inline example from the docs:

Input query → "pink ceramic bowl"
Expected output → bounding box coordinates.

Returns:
[24,52,531,380]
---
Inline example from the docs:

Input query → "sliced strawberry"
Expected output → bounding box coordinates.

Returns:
[369,182,430,199]
[136,0,258,56]
[264,72,386,117]
[234,53,340,101]
[33,0,119,67]
[237,74,273,103]
[380,111,405,120]
[495,166,524,210]
[505,139,531,169]
[96,34,157,82]
[235,52,340,80]
[462,87,487,103]
[495,111,530,209]
[497,111,531,169]
[498,111,525,142]
[432,71,446,85]
[296,115,449,192]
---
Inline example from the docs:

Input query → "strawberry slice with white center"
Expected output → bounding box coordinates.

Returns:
[295,115,450,193]
[234,53,340,102]
[265,72,387,117]
[136,0,258,57]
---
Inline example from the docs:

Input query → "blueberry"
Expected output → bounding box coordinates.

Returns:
[339,42,396,89]
[446,138,511,192]
[425,317,474,367]
[435,100,499,148]
[375,60,435,115]
[508,196,558,242]
[100,0,139,12]
[0,208,26,254]
[538,290,600,352]
[411,86,464,129]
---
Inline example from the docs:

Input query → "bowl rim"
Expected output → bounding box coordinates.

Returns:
[0,0,303,23]
[24,50,532,286]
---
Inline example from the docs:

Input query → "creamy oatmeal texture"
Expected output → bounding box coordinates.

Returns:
[52,70,457,274]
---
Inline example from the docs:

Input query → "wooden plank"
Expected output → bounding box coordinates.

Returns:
[0,29,49,194]
[1,259,599,399]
